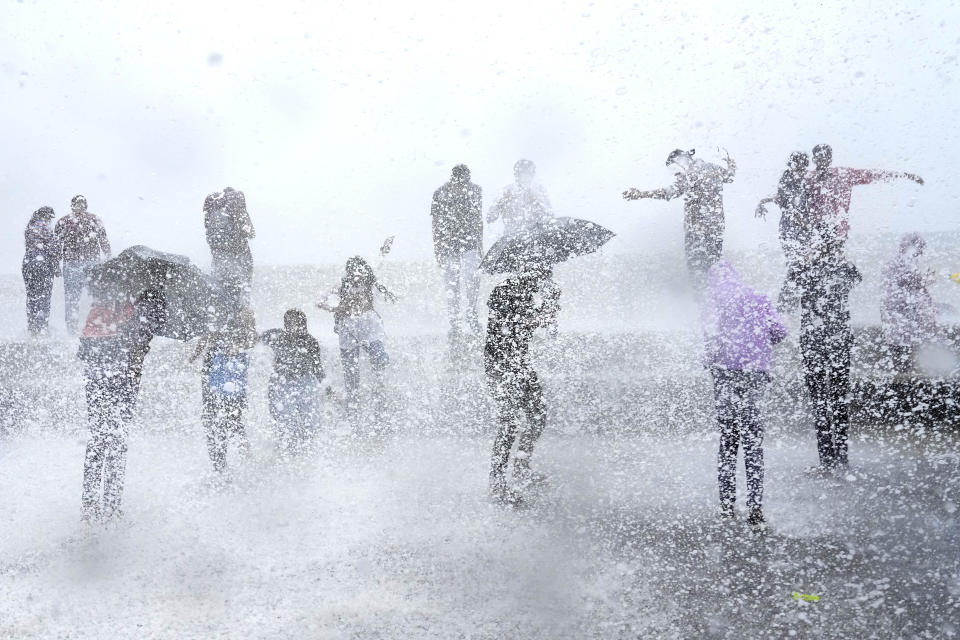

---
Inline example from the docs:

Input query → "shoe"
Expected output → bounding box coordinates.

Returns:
[513,460,547,489]
[803,464,833,478]
[718,504,735,520]
[489,475,524,507]
[747,509,766,528]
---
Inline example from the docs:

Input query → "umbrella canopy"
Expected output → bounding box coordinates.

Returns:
[87,245,228,340]
[481,217,616,275]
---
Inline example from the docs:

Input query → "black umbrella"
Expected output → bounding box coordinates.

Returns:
[87,245,228,340]
[480,217,616,275]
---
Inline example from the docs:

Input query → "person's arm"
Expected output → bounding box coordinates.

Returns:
[766,300,788,345]
[97,220,111,258]
[431,191,445,263]
[720,154,736,183]
[622,185,676,201]
[241,209,255,240]
[188,334,208,363]
[841,168,923,187]
[487,192,505,223]
[259,328,281,348]
[53,218,65,269]
[309,337,325,382]
[472,184,484,253]
[755,197,776,219]
[375,281,398,304]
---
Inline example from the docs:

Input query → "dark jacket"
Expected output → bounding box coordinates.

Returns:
[204,189,255,258]
[795,253,862,338]
[431,179,483,259]
[484,274,555,377]
[775,169,809,249]
[55,212,111,262]
[260,329,325,380]
[23,218,59,276]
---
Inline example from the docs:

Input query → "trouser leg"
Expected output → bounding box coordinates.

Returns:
[203,396,229,472]
[830,336,853,466]
[803,341,835,467]
[712,370,739,511]
[740,374,768,511]
[63,261,87,334]
[441,255,462,330]
[514,371,546,471]
[489,379,521,482]
[366,341,390,420]
[462,249,482,331]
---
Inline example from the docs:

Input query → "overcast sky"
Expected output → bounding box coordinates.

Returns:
[2,0,957,272]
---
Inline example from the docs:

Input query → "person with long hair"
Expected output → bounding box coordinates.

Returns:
[22,206,59,335]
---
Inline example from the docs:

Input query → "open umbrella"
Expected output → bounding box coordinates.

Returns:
[87,245,228,340]
[481,217,616,275]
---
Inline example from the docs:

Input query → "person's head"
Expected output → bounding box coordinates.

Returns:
[899,232,926,258]
[513,159,536,186]
[284,308,308,334]
[812,144,833,171]
[203,191,222,213]
[451,164,471,183]
[344,255,374,281]
[71,194,87,214]
[666,149,695,172]
[788,151,810,173]
[31,206,55,224]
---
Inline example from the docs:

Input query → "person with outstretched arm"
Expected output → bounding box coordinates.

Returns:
[623,148,735,281]
[804,144,923,247]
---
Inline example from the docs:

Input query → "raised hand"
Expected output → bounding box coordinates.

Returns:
[622,188,643,201]
[904,172,924,185]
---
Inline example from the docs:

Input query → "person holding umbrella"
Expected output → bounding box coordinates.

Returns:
[22,206,60,336]
[623,148,735,282]
[78,284,166,522]
[484,262,558,506]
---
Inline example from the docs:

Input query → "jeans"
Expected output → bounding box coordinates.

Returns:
[801,328,852,468]
[440,249,481,331]
[22,266,54,335]
[712,368,769,512]
[63,260,93,334]
[82,372,137,520]
[487,367,546,483]
[269,374,322,454]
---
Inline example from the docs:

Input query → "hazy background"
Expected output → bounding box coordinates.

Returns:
[1,0,957,271]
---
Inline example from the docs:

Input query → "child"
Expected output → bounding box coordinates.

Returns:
[260,309,325,456]
[317,256,396,424]
[702,260,786,527]
[192,307,257,473]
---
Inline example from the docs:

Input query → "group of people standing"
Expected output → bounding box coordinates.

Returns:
[623,143,925,526]
[18,146,931,525]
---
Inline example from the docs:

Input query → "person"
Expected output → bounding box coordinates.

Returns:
[78,286,165,522]
[432,164,484,335]
[793,232,863,472]
[317,256,396,425]
[755,151,811,311]
[623,148,736,279]
[487,159,553,237]
[804,144,924,249]
[702,261,786,526]
[260,309,326,456]
[191,307,258,473]
[484,263,559,506]
[22,206,60,335]
[204,187,255,303]
[55,195,111,334]
[881,233,938,374]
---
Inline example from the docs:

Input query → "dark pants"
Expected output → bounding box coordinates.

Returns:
[684,220,724,283]
[340,341,389,410]
[712,369,768,512]
[487,367,546,483]
[202,391,248,472]
[22,266,53,335]
[63,260,92,334]
[801,329,852,468]
[268,374,321,455]
[82,373,137,520]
